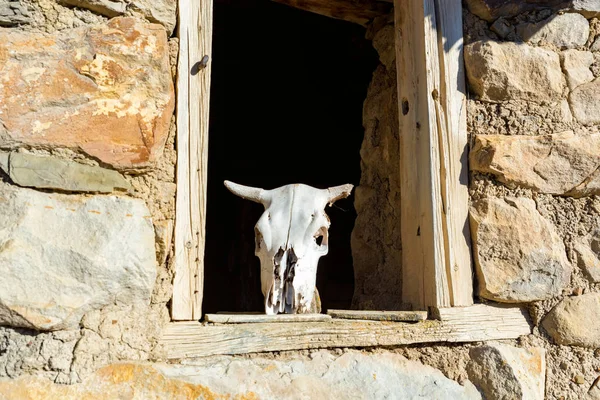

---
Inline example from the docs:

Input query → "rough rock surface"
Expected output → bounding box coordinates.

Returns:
[517,13,589,49]
[0,151,131,193]
[592,36,600,51]
[352,22,402,310]
[0,303,168,383]
[561,50,594,90]
[0,327,81,383]
[467,343,546,400]
[467,97,573,137]
[490,17,515,39]
[127,0,177,35]
[0,352,483,399]
[0,17,174,170]
[542,292,600,348]
[470,197,571,302]
[574,230,600,282]
[58,0,126,16]
[0,184,156,331]
[58,0,177,35]
[464,40,565,103]
[569,78,600,125]
[464,0,600,20]
[470,131,600,196]
[0,0,31,26]
[154,219,173,266]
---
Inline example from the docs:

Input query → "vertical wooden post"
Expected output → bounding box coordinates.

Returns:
[394,0,472,311]
[172,0,213,320]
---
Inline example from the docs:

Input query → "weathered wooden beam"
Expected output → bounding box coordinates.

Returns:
[271,0,392,26]
[205,313,332,323]
[394,0,472,311]
[327,309,428,322]
[434,0,473,307]
[172,0,213,320]
[432,303,529,322]
[160,305,531,359]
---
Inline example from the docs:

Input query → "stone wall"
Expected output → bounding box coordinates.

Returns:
[0,0,177,384]
[351,15,403,310]
[464,2,600,398]
[1,1,600,399]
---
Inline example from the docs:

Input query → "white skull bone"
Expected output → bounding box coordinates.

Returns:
[224,181,353,315]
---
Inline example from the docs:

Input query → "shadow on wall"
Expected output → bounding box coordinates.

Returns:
[203,0,379,313]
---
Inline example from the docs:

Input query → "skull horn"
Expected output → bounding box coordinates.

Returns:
[224,180,267,204]
[326,184,354,206]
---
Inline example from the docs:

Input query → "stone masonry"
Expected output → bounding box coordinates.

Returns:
[0,0,600,399]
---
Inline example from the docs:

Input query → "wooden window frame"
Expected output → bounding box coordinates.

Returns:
[396,0,473,310]
[162,0,531,359]
[171,0,212,321]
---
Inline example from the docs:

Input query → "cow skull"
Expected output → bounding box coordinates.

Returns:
[224,181,353,315]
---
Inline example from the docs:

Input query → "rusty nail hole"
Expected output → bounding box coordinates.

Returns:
[416,122,421,129]
[401,99,409,115]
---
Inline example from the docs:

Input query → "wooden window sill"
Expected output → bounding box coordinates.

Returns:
[159,304,531,359]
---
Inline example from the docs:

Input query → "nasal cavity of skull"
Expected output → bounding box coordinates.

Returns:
[284,248,298,312]
[270,247,299,313]
[273,248,284,279]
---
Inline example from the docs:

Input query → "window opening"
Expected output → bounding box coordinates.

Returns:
[203,0,378,314]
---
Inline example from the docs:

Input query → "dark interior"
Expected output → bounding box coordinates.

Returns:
[203,0,379,313]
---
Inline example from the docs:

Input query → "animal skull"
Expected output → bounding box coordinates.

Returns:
[224,181,353,315]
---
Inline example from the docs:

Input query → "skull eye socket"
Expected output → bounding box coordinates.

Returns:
[314,227,328,247]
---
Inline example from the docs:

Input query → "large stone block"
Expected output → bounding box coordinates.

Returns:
[574,230,600,283]
[0,184,156,331]
[0,352,483,399]
[569,78,600,125]
[542,292,600,348]
[470,131,600,197]
[464,41,565,103]
[59,0,177,35]
[561,50,594,91]
[0,17,175,170]
[0,151,131,193]
[59,0,126,16]
[465,0,600,20]
[468,343,546,400]
[517,13,589,49]
[470,197,571,303]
